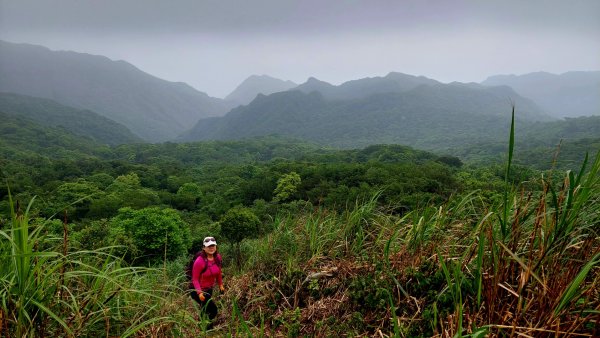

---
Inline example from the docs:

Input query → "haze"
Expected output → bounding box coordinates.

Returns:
[1,0,599,98]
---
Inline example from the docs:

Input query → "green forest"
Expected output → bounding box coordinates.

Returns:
[1,110,599,337]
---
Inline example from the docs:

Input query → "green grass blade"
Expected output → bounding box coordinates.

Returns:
[554,252,600,316]
[501,105,516,239]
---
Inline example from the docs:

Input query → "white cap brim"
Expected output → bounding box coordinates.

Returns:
[204,240,217,246]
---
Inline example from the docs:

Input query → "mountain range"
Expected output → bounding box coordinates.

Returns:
[482,71,600,118]
[295,72,440,100]
[0,40,234,142]
[179,79,549,150]
[1,40,598,155]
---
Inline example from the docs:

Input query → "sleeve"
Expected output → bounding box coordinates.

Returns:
[192,257,205,292]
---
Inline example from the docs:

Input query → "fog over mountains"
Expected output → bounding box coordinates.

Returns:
[1,40,598,148]
[295,72,441,101]
[179,79,548,150]
[225,75,297,106]
[0,40,233,142]
[482,71,600,118]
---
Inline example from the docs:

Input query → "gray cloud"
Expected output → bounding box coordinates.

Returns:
[1,0,599,97]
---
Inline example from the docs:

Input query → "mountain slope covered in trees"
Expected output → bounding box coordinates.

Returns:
[0,92,141,145]
[0,111,111,160]
[180,82,550,150]
[453,115,600,168]
[0,40,234,141]
[2,116,598,336]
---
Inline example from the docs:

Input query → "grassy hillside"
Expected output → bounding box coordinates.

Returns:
[1,148,597,336]
[1,110,598,336]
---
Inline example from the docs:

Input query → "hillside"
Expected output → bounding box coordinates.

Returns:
[0,92,141,146]
[225,75,297,106]
[452,116,600,168]
[1,124,598,337]
[482,71,600,118]
[179,82,550,150]
[0,40,234,142]
[0,111,111,160]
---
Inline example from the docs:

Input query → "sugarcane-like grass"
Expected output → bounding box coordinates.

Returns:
[0,191,204,337]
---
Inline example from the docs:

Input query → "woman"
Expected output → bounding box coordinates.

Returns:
[190,236,224,324]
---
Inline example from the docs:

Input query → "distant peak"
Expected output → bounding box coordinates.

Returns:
[385,72,436,81]
[304,77,332,85]
[247,74,277,80]
[225,74,298,104]
[238,74,296,86]
[385,71,411,77]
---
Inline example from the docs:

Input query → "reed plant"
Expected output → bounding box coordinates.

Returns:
[0,191,200,337]
[428,109,600,337]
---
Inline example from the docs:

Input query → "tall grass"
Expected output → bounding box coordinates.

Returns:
[219,114,598,337]
[0,191,204,337]
[3,113,598,337]
[431,110,600,337]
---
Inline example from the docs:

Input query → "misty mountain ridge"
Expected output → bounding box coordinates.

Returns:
[1,40,597,149]
[294,72,440,101]
[225,74,297,106]
[482,71,600,118]
[0,40,234,142]
[179,80,550,150]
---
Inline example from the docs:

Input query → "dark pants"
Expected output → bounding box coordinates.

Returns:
[190,288,218,321]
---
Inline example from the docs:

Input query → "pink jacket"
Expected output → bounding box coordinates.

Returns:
[191,255,223,292]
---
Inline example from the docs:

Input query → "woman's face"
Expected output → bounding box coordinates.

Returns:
[203,244,217,255]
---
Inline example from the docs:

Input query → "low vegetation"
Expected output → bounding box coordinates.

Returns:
[1,114,598,337]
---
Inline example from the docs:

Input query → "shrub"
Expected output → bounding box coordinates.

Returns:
[110,206,190,264]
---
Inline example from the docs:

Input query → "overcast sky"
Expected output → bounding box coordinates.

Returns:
[1,0,599,98]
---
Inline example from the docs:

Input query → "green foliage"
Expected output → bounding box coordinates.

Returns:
[220,206,261,268]
[453,116,600,170]
[0,92,141,145]
[47,180,101,219]
[86,172,115,189]
[3,107,599,336]
[174,182,202,210]
[277,307,301,337]
[70,219,112,250]
[349,273,393,313]
[220,206,261,245]
[273,171,301,203]
[0,193,204,336]
[182,84,546,151]
[109,206,190,264]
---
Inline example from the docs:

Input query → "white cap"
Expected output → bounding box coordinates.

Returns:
[203,236,217,247]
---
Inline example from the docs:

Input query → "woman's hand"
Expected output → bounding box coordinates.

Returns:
[199,292,206,302]
[219,284,225,292]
